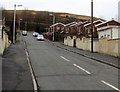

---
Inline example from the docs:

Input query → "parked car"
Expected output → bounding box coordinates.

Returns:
[37,35,44,41]
[22,31,27,36]
[33,32,39,37]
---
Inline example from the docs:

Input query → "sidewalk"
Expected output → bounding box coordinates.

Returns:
[2,38,33,91]
[47,40,120,69]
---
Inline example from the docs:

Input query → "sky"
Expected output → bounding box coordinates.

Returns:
[0,0,120,21]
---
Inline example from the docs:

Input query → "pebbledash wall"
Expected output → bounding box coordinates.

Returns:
[0,31,11,55]
[64,36,120,57]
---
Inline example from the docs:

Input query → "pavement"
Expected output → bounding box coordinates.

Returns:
[47,40,120,69]
[2,38,34,91]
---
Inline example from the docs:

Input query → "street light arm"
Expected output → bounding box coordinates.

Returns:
[17,5,22,7]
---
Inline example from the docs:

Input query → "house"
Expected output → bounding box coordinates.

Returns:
[64,22,78,34]
[68,22,80,35]
[96,20,120,39]
[49,23,65,33]
[76,21,91,37]
[84,20,104,38]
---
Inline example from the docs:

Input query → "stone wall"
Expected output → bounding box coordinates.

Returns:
[64,36,120,57]
[0,31,11,55]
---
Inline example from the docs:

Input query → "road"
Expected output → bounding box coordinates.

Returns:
[23,32,119,91]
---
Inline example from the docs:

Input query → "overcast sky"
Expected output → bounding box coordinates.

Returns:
[0,0,120,21]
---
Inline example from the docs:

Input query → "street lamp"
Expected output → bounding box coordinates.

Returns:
[49,13,55,41]
[13,4,22,44]
[91,0,94,53]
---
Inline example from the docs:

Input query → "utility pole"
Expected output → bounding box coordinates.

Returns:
[53,15,55,41]
[49,13,55,41]
[25,22,27,31]
[91,0,94,53]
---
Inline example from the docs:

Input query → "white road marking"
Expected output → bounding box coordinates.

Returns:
[73,64,91,75]
[60,56,70,62]
[101,80,120,91]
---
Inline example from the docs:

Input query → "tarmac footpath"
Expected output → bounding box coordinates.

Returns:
[2,38,34,91]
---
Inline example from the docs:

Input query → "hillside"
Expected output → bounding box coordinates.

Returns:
[55,12,102,21]
[2,10,104,32]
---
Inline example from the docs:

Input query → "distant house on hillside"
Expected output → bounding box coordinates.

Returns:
[49,23,65,33]
[84,20,104,38]
[96,20,120,39]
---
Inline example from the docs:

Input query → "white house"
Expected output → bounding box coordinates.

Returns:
[98,26,120,39]
[96,20,120,39]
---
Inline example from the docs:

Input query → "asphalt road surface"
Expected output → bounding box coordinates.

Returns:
[22,32,119,91]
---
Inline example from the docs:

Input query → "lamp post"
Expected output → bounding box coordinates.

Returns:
[91,0,94,53]
[50,14,55,41]
[13,4,22,44]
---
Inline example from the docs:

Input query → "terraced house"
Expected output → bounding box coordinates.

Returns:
[76,21,90,37]
[84,20,104,38]
[96,20,120,39]
[64,22,78,34]
[49,23,65,33]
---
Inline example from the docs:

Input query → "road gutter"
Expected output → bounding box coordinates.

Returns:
[24,42,40,92]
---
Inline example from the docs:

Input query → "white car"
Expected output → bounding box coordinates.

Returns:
[22,31,27,36]
[37,35,44,41]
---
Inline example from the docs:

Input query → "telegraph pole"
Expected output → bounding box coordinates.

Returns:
[25,22,27,31]
[91,0,94,53]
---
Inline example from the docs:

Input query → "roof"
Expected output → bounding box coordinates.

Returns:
[50,23,65,27]
[97,26,120,31]
[76,21,90,27]
[84,20,104,27]
[75,22,83,26]
[65,22,78,27]
[69,22,79,27]
[95,20,120,27]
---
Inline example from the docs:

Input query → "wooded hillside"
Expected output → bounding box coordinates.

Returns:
[2,10,103,32]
